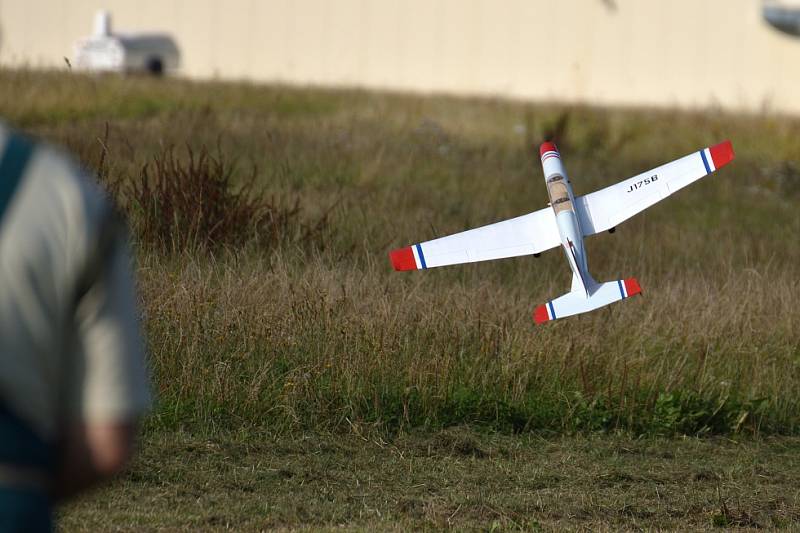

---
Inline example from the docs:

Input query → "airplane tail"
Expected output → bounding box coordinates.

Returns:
[533,278,642,325]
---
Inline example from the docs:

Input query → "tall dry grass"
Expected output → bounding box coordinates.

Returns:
[2,69,798,436]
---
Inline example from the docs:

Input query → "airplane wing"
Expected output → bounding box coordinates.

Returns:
[576,140,734,236]
[390,207,560,270]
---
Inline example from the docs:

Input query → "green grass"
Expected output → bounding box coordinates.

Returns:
[60,429,800,531]
[3,68,798,437]
[3,68,800,529]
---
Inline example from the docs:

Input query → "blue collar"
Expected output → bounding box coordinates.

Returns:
[0,132,34,228]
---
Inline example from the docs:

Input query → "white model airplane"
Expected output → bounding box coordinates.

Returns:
[390,140,735,324]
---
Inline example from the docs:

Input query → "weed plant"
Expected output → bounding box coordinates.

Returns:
[3,69,799,437]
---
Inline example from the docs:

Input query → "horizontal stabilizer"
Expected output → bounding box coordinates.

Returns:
[533,278,641,325]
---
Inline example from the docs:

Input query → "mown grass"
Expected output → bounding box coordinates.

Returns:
[2,69,799,438]
[60,429,800,531]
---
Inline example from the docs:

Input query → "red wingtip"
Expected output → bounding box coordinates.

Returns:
[709,140,734,170]
[389,247,417,271]
[539,141,558,157]
[624,278,642,297]
[533,305,550,324]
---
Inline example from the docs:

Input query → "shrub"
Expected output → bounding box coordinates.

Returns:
[90,130,328,253]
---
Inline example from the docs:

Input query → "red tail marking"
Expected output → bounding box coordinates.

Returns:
[533,305,550,324]
[709,140,734,170]
[624,278,642,297]
[389,247,417,271]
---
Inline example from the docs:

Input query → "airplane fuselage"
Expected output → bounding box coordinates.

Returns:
[540,142,595,296]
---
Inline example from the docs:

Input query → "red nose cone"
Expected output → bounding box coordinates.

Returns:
[539,142,558,157]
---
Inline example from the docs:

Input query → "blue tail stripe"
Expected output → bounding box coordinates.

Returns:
[617,280,625,299]
[699,149,711,174]
[547,301,556,319]
[415,243,427,269]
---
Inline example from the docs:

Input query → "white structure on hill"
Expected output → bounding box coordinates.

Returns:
[1,0,800,114]
[73,11,179,75]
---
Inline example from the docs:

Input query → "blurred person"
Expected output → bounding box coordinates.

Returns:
[0,124,150,531]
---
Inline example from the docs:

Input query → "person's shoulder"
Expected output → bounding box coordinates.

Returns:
[3,125,113,230]
[1,124,122,268]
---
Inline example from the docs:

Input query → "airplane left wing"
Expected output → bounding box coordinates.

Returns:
[390,207,560,270]
[576,140,734,236]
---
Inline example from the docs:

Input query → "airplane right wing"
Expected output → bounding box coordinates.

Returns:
[576,140,734,236]
[390,206,561,271]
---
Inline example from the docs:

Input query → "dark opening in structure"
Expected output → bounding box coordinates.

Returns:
[146,56,164,76]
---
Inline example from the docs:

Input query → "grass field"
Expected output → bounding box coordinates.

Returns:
[60,429,800,531]
[2,68,799,529]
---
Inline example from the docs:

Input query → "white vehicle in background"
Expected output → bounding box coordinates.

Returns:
[390,140,735,324]
[73,11,180,76]
[763,0,800,36]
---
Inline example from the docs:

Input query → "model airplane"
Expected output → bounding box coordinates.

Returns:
[390,140,735,324]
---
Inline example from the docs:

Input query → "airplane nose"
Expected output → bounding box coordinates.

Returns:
[539,141,558,157]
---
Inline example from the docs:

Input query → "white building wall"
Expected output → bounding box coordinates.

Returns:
[0,0,797,113]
